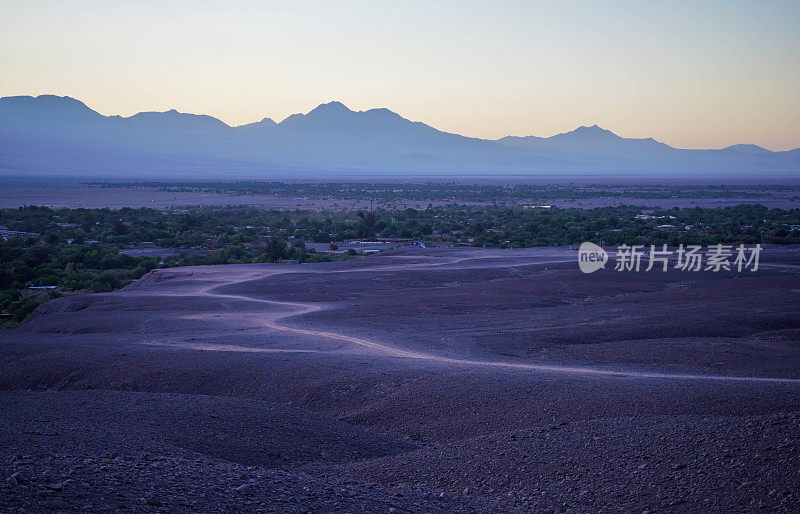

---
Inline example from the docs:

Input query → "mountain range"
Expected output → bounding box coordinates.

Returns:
[1,94,798,179]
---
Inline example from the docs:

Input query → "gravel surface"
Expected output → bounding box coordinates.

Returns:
[2,246,800,512]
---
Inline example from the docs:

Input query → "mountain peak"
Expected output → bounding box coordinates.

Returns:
[309,101,351,114]
[543,124,622,144]
[722,143,770,153]
[279,101,356,127]
[570,124,615,136]
[0,94,102,124]
[123,109,229,130]
[0,94,95,111]
[235,117,277,130]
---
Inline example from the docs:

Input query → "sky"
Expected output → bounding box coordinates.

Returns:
[1,0,799,150]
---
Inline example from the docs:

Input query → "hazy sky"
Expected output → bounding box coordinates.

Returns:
[2,1,799,150]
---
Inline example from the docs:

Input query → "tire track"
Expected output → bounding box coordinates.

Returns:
[197,256,800,385]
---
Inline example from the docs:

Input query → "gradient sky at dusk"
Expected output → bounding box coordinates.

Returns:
[2,0,799,149]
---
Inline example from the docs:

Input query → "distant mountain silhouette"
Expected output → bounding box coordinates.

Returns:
[721,144,771,154]
[118,109,229,133]
[1,94,798,178]
[236,117,277,131]
[499,125,673,158]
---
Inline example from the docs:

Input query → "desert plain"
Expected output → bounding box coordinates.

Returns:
[2,246,800,512]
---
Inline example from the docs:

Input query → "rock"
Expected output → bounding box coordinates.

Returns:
[48,482,64,491]
[6,475,18,488]
[145,494,163,506]
[236,483,254,494]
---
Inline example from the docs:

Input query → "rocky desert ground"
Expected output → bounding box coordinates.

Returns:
[2,246,800,512]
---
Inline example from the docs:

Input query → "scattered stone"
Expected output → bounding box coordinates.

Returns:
[236,483,254,494]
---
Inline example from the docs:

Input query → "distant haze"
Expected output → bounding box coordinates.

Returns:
[1,1,798,150]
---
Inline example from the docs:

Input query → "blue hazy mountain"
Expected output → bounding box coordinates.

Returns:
[498,125,673,157]
[721,144,772,154]
[1,94,798,178]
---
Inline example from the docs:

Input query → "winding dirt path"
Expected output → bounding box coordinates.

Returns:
[192,256,800,385]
